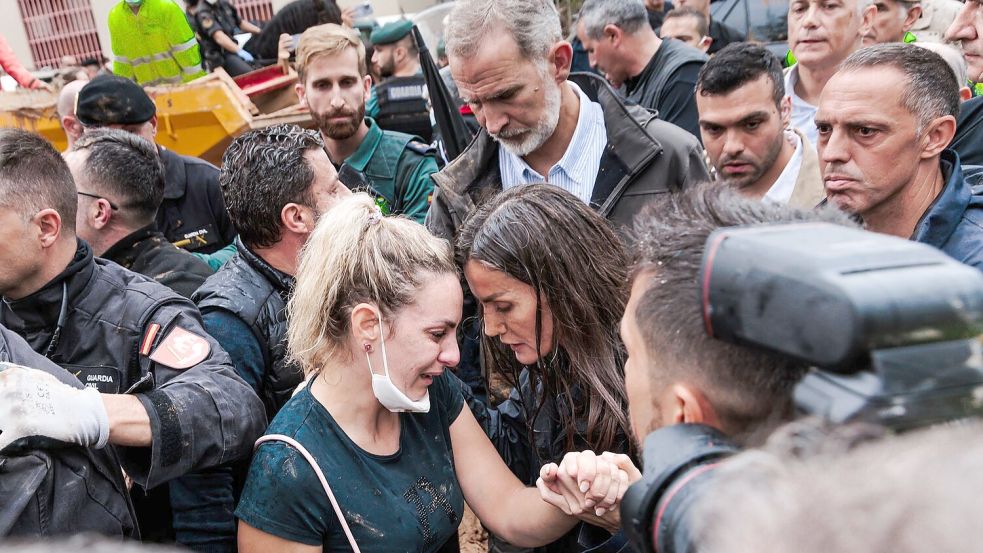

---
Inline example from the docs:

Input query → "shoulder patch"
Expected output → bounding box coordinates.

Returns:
[149,326,211,370]
[405,141,434,156]
[140,323,161,356]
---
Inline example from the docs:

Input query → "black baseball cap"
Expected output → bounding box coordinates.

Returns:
[75,75,157,126]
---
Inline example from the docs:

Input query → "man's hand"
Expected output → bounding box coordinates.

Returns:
[0,363,109,451]
[536,450,631,533]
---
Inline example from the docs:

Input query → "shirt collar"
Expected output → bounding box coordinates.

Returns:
[764,131,803,204]
[499,81,602,189]
[343,117,383,172]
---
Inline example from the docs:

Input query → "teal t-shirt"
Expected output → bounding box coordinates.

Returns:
[236,372,466,552]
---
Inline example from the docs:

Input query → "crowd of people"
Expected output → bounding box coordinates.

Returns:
[2,0,983,552]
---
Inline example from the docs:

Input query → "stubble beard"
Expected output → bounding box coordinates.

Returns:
[312,101,365,141]
[493,77,563,157]
[721,130,785,191]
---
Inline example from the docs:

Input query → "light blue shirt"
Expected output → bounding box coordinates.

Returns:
[499,81,607,204]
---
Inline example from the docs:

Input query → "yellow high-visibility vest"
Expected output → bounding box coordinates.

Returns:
[109,0,206,86]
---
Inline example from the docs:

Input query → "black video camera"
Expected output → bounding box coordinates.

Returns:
[621,223,983,553]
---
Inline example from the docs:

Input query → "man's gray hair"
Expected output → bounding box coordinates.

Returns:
[445,0,562,62]
[579,0,649,40]
[839,43,959,132]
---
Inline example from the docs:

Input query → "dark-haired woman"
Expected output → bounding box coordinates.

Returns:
[457,184,635,552]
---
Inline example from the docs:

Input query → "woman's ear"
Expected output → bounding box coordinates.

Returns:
[350,303,381,343]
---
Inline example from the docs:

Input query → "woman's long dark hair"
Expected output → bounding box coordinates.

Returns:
[457,184,633,456]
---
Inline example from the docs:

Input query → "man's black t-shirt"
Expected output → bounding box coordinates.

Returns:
[625,38,707,139]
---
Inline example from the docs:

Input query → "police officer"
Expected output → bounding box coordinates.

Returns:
[187,0,262,77]
[64,129,213,299]
[296,24,437,223]
[367,19,433,143]
[75,75,236,255]
[0,325,137,538]
[0,129,265,544]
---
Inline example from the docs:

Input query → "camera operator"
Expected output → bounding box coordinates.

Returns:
[537,183,854,532]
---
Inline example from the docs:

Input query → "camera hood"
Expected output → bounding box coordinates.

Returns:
[700,223,983,372]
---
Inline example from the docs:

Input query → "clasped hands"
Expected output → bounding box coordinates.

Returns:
[536,450,642,533]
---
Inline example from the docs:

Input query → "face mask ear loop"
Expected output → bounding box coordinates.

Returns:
[364,309,390,379]
[377,314,392,380]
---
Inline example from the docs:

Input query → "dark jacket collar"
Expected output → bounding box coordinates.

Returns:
[101,224,162,269]
[236,236,295,293]
[431,73,661,214]
[2,239,94,329]
[912,149,969,248]
[159,146,187,200]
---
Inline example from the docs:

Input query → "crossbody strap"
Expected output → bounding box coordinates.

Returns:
[254,434,361,552]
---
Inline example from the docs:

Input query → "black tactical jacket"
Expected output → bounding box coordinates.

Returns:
[0,240,265,489]
[194,237,300,420]
[101,224,214,299]
[157,148,236,255]
[0,325,138,538]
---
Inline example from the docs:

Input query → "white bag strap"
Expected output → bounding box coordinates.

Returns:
[254,434,361,552]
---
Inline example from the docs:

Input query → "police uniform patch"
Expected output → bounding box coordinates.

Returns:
[149,326,211,370]
[141,323,161,356]
[68,365,122,394]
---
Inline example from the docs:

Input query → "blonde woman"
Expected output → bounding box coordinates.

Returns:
[235,194,627,553]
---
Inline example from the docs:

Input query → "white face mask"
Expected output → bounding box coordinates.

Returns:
[204,0,219,4]
[366,313,430,413]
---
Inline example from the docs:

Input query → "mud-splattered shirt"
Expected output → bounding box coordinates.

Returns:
[236,372,465,551]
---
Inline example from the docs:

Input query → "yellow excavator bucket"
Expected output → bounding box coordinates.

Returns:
[0,66,311,165]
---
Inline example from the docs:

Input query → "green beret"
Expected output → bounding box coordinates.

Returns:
[370,19,414,46]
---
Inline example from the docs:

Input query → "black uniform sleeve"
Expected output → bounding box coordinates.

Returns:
[120,300,266,489]
[195,8,224,39]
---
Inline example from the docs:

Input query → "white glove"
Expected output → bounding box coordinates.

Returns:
[0,362,110,452]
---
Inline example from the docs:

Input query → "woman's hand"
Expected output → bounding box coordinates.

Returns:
[536,450,635,533]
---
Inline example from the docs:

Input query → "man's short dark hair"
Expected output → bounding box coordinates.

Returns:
[220,124,325,249]
[664,7,709,38]
[0,129,77,232]
[839,43,960,130]
[631,184,855,441]
[71,129,165,225]
[697,42,785,108]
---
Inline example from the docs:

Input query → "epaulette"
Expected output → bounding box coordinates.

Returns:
[405,141,436,156]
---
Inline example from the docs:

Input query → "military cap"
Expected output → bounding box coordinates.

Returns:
[370,19,414,46]
[75,75,156,126]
